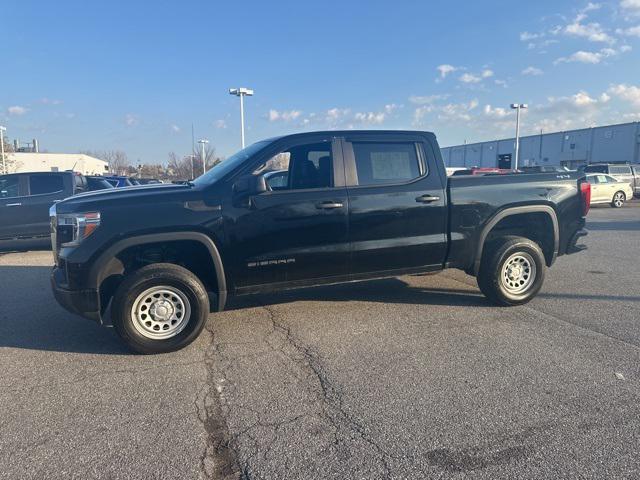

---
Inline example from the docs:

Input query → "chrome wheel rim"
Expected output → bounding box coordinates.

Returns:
[614,192,624,207]
[131,286,191,340]
[500,252,536,295]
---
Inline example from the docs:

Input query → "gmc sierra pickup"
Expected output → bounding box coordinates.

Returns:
[50,131,590,354]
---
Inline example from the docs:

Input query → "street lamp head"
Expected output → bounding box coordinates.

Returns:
[198,139,209,144]
[0,126,6,132]
[229,87,254,96]
[510,103,528,109]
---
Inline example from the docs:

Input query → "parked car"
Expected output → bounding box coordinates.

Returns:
[86,175,116,191]
[583,164,638,196]
[1,171,99,249]
[586,174,633,208]
[104,175,135,188]
[50,130,589,354]
[136,178,163,185]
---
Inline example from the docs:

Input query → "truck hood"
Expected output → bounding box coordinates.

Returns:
[60,183,194,206]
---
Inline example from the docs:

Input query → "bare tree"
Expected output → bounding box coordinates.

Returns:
[81,150,130,175]
[167,152,194,181]
[191,144,221,178]
[1,139,18,173]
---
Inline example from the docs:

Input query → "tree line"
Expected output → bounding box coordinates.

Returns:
[81,145,222,181]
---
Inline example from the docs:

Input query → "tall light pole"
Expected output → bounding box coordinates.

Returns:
[0,126,6,174]
[198,139,209,175]
[510,103,528,170]
[229,87,254,148]
[187,154,196,180]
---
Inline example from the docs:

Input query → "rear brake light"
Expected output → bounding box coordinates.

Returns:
[580,181,591,216]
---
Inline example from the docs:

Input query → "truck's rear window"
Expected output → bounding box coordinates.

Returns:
[351,142,422,186]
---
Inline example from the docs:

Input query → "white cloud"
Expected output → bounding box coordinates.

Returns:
[215,119,227,129]
[125,113,139,126]
[170,124,180,133]
[554,46,630,64]
[481,69,494,78]
[520,31,541,41]
[494,79,509,88]
[354,111,386,124]
[384,103,400,114]
[617,25,640,36]
[621,0,640,13]
[582,2,601,13]
[408,94,449,105]
[459,73,481,84]
[436,64,458,80]
[608,83,640,106]
[268,109,302,122]
[563,13,615,43]
[522,66,544,76]
[39,98,62,105]
[325,108,350,121]
[483,105,511,119]
[8,105,28,115]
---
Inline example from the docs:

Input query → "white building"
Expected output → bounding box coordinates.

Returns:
[6,152,108,175]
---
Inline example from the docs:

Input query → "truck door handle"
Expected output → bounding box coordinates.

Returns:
[415,195,440,203]
[316,201,344,209]
[6,203,22,207]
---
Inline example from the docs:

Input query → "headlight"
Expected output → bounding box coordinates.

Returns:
[58,212,101,247]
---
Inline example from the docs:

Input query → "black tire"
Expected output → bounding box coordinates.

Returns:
[477,236,546,306]
[112,263,210,354]
[611,191,625,208]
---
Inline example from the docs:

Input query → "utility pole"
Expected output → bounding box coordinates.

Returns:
[198,139,209,175]
[229,87,254,148]
[510,103,528,170]
[0,126,6,174]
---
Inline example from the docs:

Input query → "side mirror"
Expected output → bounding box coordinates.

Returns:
[232,174,268,208]
[233,174,268,196]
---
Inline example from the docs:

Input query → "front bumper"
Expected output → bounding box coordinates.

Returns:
[51,267,101,323]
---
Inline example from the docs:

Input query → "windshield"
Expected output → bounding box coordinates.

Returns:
[193,140,272,186]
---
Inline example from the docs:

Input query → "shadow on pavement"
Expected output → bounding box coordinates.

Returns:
[227,277,492,311]
[3,262,638,354]
[0,265,130,355]
[586,220,640,231]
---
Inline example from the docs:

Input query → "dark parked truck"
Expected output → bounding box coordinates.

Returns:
[50,131,590,354]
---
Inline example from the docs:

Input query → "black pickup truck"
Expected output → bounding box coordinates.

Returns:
[50,131,590,353]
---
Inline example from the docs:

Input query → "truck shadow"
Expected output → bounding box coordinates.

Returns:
[0,265,129,355]
[2,264,638,355]
[226,277,491,311]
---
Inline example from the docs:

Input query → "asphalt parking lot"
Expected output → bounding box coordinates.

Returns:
[1,202,639,480]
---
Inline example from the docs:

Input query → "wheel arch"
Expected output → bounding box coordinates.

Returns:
[89,232,228,316]
[473,205,559,276]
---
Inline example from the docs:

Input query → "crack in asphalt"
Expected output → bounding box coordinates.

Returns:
[197,328,242,480]
[261,305,393,479]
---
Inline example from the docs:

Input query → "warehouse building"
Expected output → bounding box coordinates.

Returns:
[5,152,108,175]
[441,121,640,170]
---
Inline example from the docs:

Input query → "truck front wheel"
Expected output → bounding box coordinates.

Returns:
[477,236,546,306]
[111,263,210,354]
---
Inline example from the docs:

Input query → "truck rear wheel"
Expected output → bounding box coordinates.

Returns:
[477,236,546,306]
[111,263,210,354]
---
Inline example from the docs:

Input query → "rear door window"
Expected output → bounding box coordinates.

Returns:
[0,176,21,198]
[29,174,64,195]
[351,142,423,186]
[609,166,631,175]
[584,165,607,174]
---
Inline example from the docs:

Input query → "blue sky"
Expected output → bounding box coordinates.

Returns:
[3,0,640,163]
